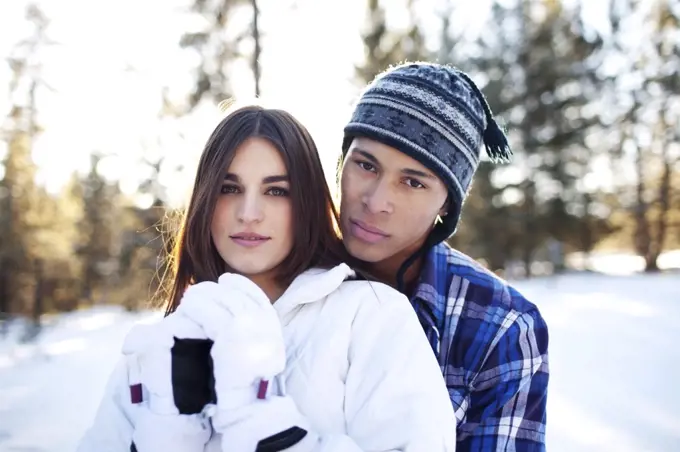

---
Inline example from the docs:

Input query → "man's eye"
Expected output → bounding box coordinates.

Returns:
[356,161,376,172]
[404,178,425,189]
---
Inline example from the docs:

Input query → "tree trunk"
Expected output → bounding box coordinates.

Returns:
[521,180,537,278]
[633,139,653,268]
[81,253,95,304]
[646,146,673,273]
[251,0,261,97]
[32,258,44,326]
[580,192,594,261]
[0,258,9,337]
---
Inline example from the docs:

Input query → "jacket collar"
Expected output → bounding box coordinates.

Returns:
[274,263,355,314]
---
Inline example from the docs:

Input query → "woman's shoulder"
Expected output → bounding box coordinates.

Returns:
[287,264,414,321]
[331,276,413,314]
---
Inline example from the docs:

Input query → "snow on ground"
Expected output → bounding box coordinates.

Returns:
[0,306,160,452]
[0,271,679,451]
[514,272,680,451]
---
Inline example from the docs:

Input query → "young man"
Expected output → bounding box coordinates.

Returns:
[338,62,549,451]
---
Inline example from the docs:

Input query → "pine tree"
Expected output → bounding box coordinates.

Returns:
[449,0,611,275]
[179,0,264,108]
[75,153,121,304]
[355,0,429,85]
[0,4,56,317]
[606,0,680,271]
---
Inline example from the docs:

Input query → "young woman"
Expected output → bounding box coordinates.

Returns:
[77,104,456,451]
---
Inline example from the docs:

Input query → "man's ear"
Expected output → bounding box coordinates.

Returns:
[439,197,450,217]
[335,153,345,188]
[434,199,449,225]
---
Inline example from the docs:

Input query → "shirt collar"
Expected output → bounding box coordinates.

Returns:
[411,243,452,322]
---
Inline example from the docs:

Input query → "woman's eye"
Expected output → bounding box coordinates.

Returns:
[220,185,239,194]
[267,187,289,197]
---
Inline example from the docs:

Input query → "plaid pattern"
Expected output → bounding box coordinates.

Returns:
[411,243,549,451]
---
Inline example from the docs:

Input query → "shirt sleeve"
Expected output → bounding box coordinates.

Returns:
[456,306,549,452]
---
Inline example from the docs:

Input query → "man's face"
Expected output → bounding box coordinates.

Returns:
[339,137,449,265]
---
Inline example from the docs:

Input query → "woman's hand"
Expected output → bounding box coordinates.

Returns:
[176,274,285,406]
[176,274,296,451]
[121,311,213,451]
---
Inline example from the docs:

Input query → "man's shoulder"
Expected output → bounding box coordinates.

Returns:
[434,243,541,317]
[431,243,549,383]
[429,248,549,450]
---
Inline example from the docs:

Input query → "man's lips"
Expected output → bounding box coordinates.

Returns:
[349,219,389,244]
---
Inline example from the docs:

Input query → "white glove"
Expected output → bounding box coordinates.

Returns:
[176,274,299,451]
[175,275,286,399]
[122,311,212,451]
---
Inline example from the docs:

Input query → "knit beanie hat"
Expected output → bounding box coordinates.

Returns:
[342,62,513,245]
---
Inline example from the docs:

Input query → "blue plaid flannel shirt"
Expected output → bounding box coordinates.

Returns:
[410,243,549,451]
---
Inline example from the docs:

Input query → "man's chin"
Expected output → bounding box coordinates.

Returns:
[343,238,388,263]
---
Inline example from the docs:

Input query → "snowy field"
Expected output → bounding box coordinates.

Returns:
[514,272,680,451]
[0,268,679,451]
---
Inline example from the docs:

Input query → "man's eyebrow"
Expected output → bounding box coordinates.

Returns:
[354,149,379,164]
[402,168,435,179]
[353,149,435,179]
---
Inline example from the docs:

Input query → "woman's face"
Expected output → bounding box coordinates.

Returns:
[211,137,293,288]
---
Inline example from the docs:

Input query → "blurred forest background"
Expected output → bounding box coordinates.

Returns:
[0,0,678,329]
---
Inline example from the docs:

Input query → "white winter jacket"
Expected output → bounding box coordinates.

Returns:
[77,264,456,451]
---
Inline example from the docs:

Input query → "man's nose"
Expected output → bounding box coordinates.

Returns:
[361,179,394,214]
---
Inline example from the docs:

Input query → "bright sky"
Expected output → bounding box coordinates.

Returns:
[0,0,613,207]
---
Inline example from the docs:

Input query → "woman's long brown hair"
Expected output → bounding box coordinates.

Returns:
[159,105,356,315]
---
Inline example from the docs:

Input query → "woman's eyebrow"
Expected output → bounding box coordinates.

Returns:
[262,175,289,183]
[223,174,289,183]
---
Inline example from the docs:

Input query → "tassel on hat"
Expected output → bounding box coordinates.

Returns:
[483,120,512,163]
[456,71,513,164]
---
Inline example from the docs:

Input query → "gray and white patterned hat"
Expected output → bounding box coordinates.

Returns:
[342,61,512,243]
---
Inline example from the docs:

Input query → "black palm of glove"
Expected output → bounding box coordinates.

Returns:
[171,338,217,414]
[171,337,308,452]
